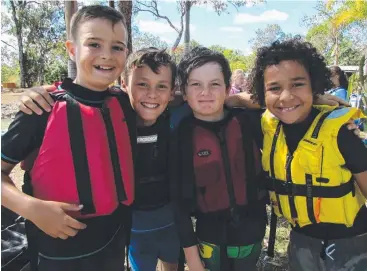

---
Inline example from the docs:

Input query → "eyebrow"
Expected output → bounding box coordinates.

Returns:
[138,76,170,84]
[291,76,307,81]
[266,76,307,87]
[188,78,221,82]
[87,37,127,47]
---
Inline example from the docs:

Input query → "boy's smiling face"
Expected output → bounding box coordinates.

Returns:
[184,62,229,122]
[66,18,128,91]
[125,64,173,126]
[264,60,313,124]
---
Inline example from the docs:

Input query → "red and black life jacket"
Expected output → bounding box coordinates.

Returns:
[178,109,267,220]
[21,91,136,218]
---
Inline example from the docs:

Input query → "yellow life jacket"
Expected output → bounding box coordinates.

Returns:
[262,105,366,228]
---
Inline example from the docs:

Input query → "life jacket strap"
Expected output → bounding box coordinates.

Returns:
[267,208,277,258]
[66,95,96,214]
[100,102,127,202]
[270,123,283,216]
[264,175,355,198]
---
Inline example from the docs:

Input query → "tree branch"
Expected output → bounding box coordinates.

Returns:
[2,40,17,50]
[135,0,181,33]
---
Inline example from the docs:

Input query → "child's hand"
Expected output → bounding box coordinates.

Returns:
[19,86,55,115]
[314,93,350,107]
[29,200,87,239]
[346,121,361,137]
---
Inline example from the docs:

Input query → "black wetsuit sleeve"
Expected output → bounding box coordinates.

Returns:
[247,110,264,149]
[169,127,198,248]
[1,110,49,164]
[337,125,367,174]
[175,204,198,248]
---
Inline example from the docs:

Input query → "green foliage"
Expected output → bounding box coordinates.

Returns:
[2,1,65,87]
[171,40,202,63]
[44,40,68,84]
[304,1,366,65]
[1,63,20,84]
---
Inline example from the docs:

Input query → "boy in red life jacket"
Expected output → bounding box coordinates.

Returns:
[1,5,136,271]
[173,47,268,271]
[249,38,367,271]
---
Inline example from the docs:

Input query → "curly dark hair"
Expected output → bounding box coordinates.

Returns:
[248,37,332,107]
[123,47,176,89]
[329,65,349,90]
[177,46,232,94]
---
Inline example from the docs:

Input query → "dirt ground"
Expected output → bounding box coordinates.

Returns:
[1,91,25,103]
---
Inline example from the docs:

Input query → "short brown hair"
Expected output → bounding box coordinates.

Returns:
[123,47,176,89]
[70,5,127,41]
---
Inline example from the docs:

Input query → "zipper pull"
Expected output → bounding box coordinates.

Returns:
[285,153,293,170]
[217,127,225,144]
[100,103,109,115]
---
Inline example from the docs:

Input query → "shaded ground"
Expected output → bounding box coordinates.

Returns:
[1,90,290,270]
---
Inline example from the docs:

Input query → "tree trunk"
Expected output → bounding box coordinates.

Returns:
[10,1,26,88]
[65,0,78,79]
[171,29,183,52]
[118,0,133,53]
[360,55,366,86]
[334,34,339,65]
[183,1,191,56]
[109,1,115,8]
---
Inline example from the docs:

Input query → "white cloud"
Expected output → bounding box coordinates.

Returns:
[219,27,243,33]
[234,10,289,24]
[138,20,175,34]
[137,20,196,34]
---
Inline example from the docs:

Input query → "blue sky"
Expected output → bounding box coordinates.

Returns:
[134,0,319,55]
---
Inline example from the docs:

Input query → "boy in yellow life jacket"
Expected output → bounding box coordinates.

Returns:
[248,37,367,271]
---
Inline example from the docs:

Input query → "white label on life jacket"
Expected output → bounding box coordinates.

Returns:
[137,134,158,144]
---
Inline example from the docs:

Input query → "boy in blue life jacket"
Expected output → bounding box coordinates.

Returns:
[249,38,367,271]
[1,5,135,271]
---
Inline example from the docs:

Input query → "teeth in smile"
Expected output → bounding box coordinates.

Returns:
[96,65,113,70]
[280,106,297,111]
[141,102,159,109]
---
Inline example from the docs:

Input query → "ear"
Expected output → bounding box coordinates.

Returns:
[225,86,231,97]
[65,40,76,62]
[120,79,128,93]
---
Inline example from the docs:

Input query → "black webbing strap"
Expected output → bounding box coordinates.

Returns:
[267,208,277,257]
[100,102,127,202]
[311,111,333,139]
[116,93,137,162]
[65,95,95,214]
[285,153,298,219]
[238,115,257,203]
[270,122,283,215]
[220,244,231,271]
[264,177,354,198]
[305,174,317,224]
[179,117,196,202]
